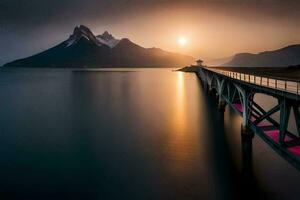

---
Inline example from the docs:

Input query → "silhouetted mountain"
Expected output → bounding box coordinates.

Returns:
[206,56,233,66]
[223,45,300,67]
[4,25,194,68]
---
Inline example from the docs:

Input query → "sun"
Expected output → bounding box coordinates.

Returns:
[177,37,187,46]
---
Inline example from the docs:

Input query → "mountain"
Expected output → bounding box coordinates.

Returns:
[223,45,300,67]
[3,25,194,68]
[205,56,233,67]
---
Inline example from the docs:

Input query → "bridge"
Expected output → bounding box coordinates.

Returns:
[196,67,300,169]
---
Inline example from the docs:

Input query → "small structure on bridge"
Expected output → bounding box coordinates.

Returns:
[196,59,204,67]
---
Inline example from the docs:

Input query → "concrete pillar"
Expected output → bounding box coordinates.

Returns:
[205,82,210,93]
[279,98,291,146]
[241,125,254,137]
[241,92,249,128]
[208,88,217,97]
[241,125,254,183]
[218,100,227,112]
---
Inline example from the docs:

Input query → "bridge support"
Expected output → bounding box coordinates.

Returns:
[216,78,225,104]
[241,125,254,179]
[241,125,254,138]
[241,124,254,180]
[293,105,300,136]
[218,100,227,112]
[197,69,210,93]
[234,84,253,129]
[279,98,292,146]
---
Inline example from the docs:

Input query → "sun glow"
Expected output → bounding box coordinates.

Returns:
[177,37,187,46]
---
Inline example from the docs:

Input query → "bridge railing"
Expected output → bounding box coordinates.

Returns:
[205,68,300,95]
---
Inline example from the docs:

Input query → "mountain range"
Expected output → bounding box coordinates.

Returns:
[4,25,194,68]
[222,44,300,67]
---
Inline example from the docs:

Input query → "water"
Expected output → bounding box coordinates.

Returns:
[0,68,299,200]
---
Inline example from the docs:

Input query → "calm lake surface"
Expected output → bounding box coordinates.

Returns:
[0,68,299,200]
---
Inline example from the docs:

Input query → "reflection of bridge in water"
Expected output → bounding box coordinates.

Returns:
[197,67,300,170]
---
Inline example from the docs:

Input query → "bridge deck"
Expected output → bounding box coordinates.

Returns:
[210,66,300,82]
[205,67,300,98]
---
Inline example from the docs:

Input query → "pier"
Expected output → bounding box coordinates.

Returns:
[197,67,300,169]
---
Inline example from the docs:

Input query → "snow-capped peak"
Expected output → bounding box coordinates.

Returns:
[101,31,114,40]
[65,26,120,48]
[96,31,120,48]
[65,25,103,47]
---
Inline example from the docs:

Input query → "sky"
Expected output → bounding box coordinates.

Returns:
[1,0,300,65]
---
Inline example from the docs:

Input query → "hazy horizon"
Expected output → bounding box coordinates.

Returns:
[1,0,300,65]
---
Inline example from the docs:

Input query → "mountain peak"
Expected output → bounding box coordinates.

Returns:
[66,25,106,47]
[96,31,120,48]
[67,25,121,48]
[97,31,115,41]
[101,31,114,40]
[73,25,94,37]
